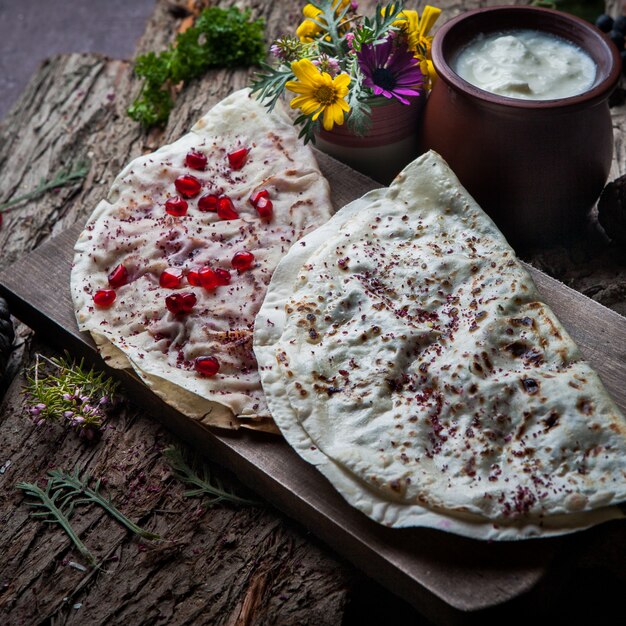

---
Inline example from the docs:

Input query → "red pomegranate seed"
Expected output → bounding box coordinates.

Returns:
[227,148,248,170]
[94,289,116,308]
[187,269,201,286]
[195,356,220,376]
[174,175,202,198]
[217,196,239,220]
[160,268,183,289]
[185,149,207,171]
[165,292,197,315]
[249,189,270,207]
[198,266,219,290]
[215,268,231,285]
[108,264,129,288]
[231,250,255,271]
[198,194,219,212]
[255,196,273,219]
[165,196,188,216]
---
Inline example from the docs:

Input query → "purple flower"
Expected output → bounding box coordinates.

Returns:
[269,37,303,63]
[357,38,423,105]
[29,403,47,417]
[313,54,341,77]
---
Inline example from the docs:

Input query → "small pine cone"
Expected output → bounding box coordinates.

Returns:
[0,296,14,379]
[598,175,626,245]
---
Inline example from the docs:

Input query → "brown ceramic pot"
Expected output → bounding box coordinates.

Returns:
[315,95,424,185]
[420,6,621,249]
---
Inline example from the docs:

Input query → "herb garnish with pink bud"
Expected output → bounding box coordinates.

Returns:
[24,354,119,444]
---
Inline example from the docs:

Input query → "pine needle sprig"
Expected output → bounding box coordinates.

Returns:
[48,468,159,540]
[24,353,119,441]
[0,160,90,213]
[16,478,97,567]
[163,446,259,507]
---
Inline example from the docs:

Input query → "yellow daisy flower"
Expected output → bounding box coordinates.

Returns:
[394,5,442,87]
[286,59,351,131]
[296,0,351,43]
[296,5,324,43]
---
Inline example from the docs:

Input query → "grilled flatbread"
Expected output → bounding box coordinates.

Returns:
[254,151,626,538]
[71,89,333,432]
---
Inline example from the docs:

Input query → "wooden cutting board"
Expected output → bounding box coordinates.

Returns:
[1,152,625,623]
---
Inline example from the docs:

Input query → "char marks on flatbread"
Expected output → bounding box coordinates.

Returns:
[254,151,626,539]
[71,89,333,431]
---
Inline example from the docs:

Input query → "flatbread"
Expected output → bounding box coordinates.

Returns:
[71,89,333,431]
[254,151,626,539]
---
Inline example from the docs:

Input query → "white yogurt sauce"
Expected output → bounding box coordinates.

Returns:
[452,29,596,100]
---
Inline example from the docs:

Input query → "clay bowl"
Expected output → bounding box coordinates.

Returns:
[420,5,621,249]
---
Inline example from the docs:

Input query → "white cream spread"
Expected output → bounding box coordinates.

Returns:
[452,29,596,100]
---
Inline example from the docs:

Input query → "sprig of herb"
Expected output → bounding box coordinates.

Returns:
[17,468,159,568]
[311,0,353,60]
[351,2,403,52]
[163,446,259,507]
[0,160,89,214]
[48,468,159,540]
[344,56,372,135]
[17,477,98,566]
[24,353,119,443]
[250,64,294,113]
[129,7,266,127]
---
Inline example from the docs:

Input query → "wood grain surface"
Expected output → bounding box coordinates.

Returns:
[1,1,626,625]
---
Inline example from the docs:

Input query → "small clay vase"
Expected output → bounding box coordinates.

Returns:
[420,6,621,249]
[316,95,424,185]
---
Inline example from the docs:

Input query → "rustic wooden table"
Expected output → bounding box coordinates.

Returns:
[1,1,626,625]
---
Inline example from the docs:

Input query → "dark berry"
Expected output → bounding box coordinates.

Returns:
[609,29,625,51]
[615,15,626,34]
[595,14,614,33]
